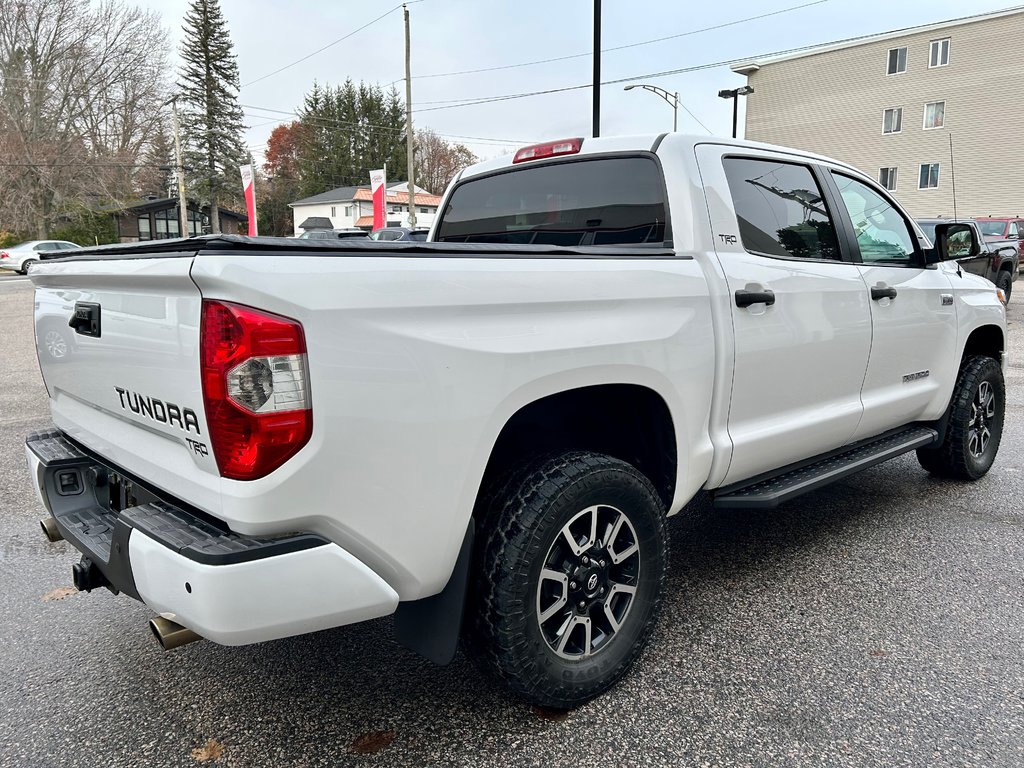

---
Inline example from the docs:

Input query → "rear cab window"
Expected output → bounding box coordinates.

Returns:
[722,157,841,261]
[435,156,668,246]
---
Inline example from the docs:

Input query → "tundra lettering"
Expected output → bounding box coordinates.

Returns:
[114,387,201,434]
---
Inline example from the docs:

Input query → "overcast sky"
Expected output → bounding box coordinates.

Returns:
[139,0,1019,165]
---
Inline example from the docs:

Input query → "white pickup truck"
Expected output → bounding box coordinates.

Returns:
[26,134,1006,709]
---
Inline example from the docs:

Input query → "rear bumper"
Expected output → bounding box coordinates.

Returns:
[26,429,399,645]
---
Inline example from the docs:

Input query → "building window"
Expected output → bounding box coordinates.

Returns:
[879,167,898,191]
[929,38,950,68]
[137,215,151,241]
[919,163,940,189]
[887,46,907,75]
[923,101,945,130]
[153,208,181,239]
[882,107,903,134]
[188,209,202,235]
[331,206,336,217]
[344,205,352,216]
[419,207,428,214]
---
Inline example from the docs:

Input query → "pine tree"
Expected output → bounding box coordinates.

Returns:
[295,80,407,197]
[177,0,245,233]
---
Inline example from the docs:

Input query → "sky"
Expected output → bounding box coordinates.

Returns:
[140,0,1021,166]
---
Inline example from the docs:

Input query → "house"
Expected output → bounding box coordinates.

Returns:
[290,182,442,235]
[729,8,1024,217]
[103,196,247,242]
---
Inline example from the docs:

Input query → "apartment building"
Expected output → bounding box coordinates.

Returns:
[731,8,1024,217]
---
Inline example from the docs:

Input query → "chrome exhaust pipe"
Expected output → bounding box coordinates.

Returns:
[40,517,63,542]
[149,616,202,650]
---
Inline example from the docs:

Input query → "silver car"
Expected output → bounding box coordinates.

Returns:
[0,240,81,274]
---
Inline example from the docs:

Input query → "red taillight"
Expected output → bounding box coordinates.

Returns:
[0,252,8,259]
[512,138,583,164]
[200,300,312,480]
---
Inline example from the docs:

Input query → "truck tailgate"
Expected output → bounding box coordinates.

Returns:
[31,254,221,513]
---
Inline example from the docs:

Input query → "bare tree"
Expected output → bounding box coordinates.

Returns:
[414,129,478,195]
[0,0,169,237]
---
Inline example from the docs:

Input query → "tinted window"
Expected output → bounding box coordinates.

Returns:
[408,231,428,241]
[977,221,1007,237]
[831,173,916,264]
[436,157,666,246]
[723,158,840,260]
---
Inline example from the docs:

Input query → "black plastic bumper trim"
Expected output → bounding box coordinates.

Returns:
[27,430,330,576]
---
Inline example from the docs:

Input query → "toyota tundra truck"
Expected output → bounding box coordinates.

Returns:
[25,134,1007,709]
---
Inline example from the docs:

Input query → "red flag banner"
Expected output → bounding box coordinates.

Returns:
[370,168,386,231]
[240,164,258,236]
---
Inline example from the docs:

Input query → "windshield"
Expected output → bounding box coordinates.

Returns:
[435,156,667,246]
[977,221,1007,236]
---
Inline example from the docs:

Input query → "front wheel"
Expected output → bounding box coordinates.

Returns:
[917,355,1004,480]
[468,452,668,709]
[996,270,1012,304]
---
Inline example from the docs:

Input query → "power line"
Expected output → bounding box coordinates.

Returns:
[240,1,424,89]
[408,30,920,116]
[392,0,834,83]
[240,103,532,145]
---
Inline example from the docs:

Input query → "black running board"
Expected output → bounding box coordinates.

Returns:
[712,425,938,510]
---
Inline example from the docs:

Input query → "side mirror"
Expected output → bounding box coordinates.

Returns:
[933,222,979,261]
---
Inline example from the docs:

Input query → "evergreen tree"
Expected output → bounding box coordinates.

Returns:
[177,0,245,233]
[295,80,407,197]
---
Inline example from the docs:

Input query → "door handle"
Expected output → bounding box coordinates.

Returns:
[735,289,776,308]
[871,286,898,301]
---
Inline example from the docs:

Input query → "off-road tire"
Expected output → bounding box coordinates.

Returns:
[916,355,1004,480]
[996,270,1012,304]
[467,451,668,709]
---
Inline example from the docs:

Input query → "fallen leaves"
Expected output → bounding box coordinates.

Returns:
[41,587,76,602]
[191,739,225,763]
[531,705,569,722]
[348,730,396,754]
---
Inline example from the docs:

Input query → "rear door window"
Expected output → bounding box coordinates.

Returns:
[435,156,667,246]
[723,157,841,260]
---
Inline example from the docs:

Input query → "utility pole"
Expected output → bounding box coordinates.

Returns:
[169,96,189,237]
[404,4,416,227]
[593,0,601,138]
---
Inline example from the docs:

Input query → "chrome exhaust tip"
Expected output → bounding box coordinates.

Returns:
[40,517,63,542]
[149,616,202,651]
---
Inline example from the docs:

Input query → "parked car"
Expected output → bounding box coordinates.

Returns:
[916,218,1018,301]
[974,217,1024,241]
[0,240,80,274]
[368,227,429,242]
[26,134,1007,709]
[298,228,368,240]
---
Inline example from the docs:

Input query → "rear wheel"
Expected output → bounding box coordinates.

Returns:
[19,259,36,275]
[996,270,1012,304]
[468,452,667,709]
[916,355,1004,480]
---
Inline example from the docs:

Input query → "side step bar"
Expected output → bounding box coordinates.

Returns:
[712,425,938,510]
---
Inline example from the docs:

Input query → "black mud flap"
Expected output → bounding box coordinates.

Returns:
[393,520,474,665]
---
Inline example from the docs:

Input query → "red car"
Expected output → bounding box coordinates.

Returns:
[975,217,1024,240]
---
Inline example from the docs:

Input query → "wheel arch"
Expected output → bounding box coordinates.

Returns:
[962,323,1004,364]
[473,382,679,515]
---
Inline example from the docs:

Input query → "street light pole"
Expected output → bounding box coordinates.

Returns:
[717,86,754,139]
[623,84,680,132]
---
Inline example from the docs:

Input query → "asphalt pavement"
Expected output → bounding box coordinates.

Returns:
[1,273,1022,767]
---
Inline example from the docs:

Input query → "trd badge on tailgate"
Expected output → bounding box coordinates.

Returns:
[114,386,201,434]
